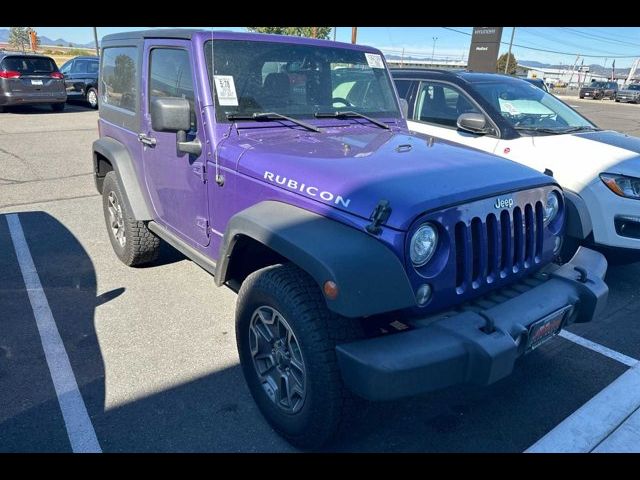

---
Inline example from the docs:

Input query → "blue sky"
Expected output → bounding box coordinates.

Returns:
[7,26,640,68]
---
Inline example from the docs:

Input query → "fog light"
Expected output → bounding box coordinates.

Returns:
[416,284,432,306]
[554,236,562,253]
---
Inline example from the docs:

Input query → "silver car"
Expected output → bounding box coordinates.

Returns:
[615,83,640,104]
[0,51,67,112]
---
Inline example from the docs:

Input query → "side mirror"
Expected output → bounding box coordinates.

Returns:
[150,97,191,133]
[457,112,490,135]
[399,98,409,118]
[150,97,201,156]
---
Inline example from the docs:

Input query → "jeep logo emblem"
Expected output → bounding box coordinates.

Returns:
[494,197,514,209]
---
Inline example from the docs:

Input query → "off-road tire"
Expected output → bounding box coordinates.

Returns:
[51,102,65,112]
[236,263,365,450]
[102,171,160,267]
[86,87,99,109]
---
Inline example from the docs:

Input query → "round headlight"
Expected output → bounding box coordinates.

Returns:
[543,191,560,226]
[410,224,438,267]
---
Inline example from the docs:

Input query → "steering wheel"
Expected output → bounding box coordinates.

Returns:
[332,97,353,107]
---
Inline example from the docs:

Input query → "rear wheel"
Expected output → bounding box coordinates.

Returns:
[235,263,365,449]
[51,102,65,112]
[101,171,160,266]
[86,87,98,109]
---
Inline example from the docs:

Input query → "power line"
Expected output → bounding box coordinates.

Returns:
[522,27,632,55]
[560,27,640,49]
[442,27,639,58]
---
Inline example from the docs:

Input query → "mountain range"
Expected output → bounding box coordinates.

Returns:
[0,29,95,48]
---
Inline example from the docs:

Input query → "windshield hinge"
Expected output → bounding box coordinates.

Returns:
[196,217,210,235]
[366,200,392,236]
[193,162,206,182]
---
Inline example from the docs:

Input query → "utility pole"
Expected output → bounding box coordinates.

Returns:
[93,27,99,56]
[567,54,580,87]
[312,27,317,39]
[504,27,515,74]
[333,27,337,42]
[431,36,438,62]
[625,58,639,87]
[351,27,357,44]
[400,48,405,67]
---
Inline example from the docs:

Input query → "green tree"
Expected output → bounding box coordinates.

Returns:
[8,27,29,53]
[496,52,517,75]
[247,27,333,40]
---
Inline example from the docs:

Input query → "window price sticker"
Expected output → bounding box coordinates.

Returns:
[365,53,385,69]
[213,75,239,106]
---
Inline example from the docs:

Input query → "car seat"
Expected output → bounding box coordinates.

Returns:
[261,72,291,109]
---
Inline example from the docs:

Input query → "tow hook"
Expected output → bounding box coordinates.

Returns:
[574,266,588,283]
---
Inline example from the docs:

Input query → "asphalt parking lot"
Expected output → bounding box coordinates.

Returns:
[1,99,639,452]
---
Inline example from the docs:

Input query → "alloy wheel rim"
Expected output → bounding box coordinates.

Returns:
[88,90,97,107]
[249,306,306,414]
[107,191,126,247]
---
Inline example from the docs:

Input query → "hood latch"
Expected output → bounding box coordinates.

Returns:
[366,200,392,236]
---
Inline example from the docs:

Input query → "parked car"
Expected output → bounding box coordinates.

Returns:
[523,77,549,93]
[59,55,99,109]
[0,51,66,112]
[615,83,640,104]
[391,68,640,257]
[579,81,618,100]
[94,31,607,449]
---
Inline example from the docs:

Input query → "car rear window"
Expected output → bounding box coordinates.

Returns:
[1,56,57,74]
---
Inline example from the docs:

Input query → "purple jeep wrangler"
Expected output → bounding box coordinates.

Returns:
[92,29,608,448]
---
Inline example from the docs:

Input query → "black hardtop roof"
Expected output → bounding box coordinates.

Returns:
[0,50,56,61]
[102,29,203,42]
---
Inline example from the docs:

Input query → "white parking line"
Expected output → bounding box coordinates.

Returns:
[525,363,640,453]
[559,330,639,367]
[6,214,102,453]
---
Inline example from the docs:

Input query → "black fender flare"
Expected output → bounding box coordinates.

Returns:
[563,189,593,240]
[215,201,417,318]
[92,137,154,221]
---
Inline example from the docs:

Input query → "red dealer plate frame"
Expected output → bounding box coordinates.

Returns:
[526,305,573,352]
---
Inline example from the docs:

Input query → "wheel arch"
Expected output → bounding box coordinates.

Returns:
[92,137,154,220]
[215,201,416,318]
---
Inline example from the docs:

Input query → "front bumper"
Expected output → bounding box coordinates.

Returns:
[336,247,608,401]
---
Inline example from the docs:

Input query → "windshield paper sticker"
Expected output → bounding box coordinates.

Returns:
[214,75,239,106]
[365,53,385,69]
[500,101,520,115]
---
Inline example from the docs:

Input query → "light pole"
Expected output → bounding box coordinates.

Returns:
[431,36,438,63]
[92,27,99,57]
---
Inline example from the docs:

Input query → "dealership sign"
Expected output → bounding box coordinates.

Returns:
[467,27,503,73]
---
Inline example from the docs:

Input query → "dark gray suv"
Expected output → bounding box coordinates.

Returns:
[0,51,67,112]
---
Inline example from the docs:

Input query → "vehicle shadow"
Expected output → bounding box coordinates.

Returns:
[0,211,115,451]
[1,103,94,114]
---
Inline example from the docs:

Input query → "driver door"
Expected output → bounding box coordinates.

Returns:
[407,81,500,155]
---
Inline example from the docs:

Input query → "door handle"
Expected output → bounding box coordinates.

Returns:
[138,133,157,147]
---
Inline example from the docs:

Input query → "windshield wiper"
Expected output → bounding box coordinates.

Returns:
[226,112,320,133]
[554,126,601,134]
[514,125,598,135]
[314,111,390,130]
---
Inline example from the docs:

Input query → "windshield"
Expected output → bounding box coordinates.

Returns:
[627,84,640,91]
[205,40,400,122]
[472,80,595,133]
[587,82,606,88]
[1,56,57,74]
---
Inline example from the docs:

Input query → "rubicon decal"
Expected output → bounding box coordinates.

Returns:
[494,197,514,209]
[264,171,351,208]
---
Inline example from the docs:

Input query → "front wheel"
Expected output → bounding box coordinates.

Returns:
[86,87,99,109]
[235,263,365,449]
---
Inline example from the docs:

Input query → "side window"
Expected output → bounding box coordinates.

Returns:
[149,48,196,130]
[101,46,138,112]
[60,60,73,75]
[414,81,479,128]
[72,59,89,74]
[87,61,99,74]
[394,79,412,100]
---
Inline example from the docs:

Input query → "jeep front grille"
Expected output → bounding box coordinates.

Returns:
[454,201,544,292]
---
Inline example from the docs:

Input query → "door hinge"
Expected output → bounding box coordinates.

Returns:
[196,217,209,235]
[192,162,206,182]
